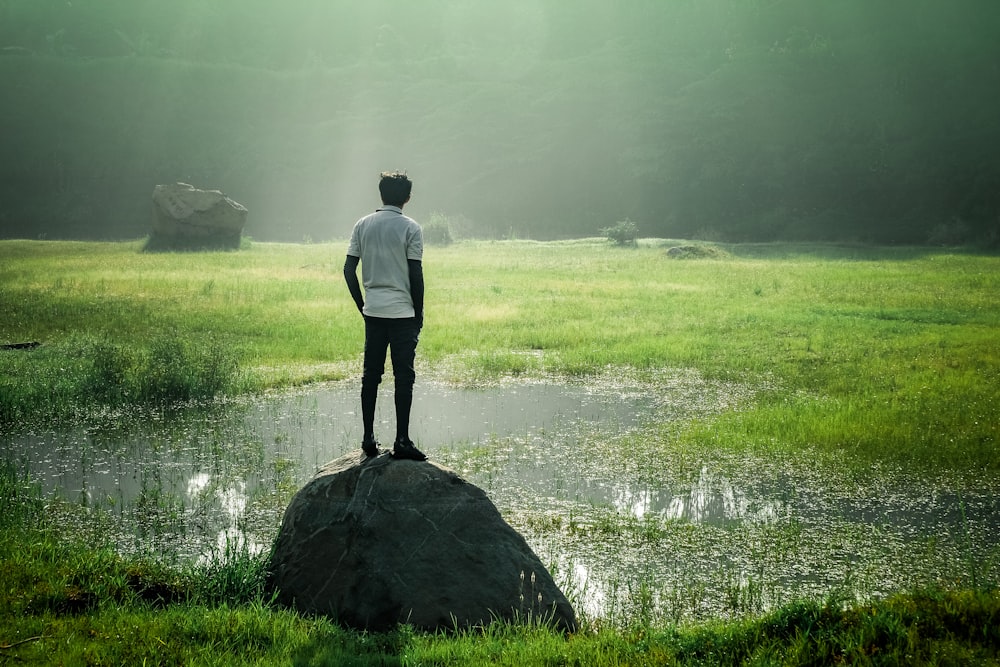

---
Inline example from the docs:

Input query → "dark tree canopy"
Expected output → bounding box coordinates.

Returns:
[1,0,997,245]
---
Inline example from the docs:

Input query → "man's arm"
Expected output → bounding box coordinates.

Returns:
[343,255,364,314]
[408,258,424,328]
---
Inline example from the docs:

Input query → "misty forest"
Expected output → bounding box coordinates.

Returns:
[1,1,998,245]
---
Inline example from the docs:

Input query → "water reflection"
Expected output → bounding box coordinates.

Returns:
[186,472,262,561]
[2,378,998,622]
[4,380,661,552]
[570,561,605,620]
[661,467,781,525]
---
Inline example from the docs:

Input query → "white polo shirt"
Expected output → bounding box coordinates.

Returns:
[346,206,423,318]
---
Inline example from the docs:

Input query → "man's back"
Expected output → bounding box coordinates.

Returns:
[347,205,423,318]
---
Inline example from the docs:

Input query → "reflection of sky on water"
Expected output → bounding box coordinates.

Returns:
[6,380,996,538]
[250,379,654,457]
[613,467,781,525]
[186,472,261,561]
[490,455,784,526]
[5,380,662,560]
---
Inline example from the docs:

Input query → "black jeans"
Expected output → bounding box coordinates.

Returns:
[361,316,420,441]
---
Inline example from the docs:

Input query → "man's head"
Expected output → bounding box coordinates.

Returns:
[379,171,412,207]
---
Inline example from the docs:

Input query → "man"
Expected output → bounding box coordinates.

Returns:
[343,171,427,461]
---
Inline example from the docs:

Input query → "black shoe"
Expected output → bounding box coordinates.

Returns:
[362,438,381,458]
[392,438,427,461]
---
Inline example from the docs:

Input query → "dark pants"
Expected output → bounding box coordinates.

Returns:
[361,316,420,442]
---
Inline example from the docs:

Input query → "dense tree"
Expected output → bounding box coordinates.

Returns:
[0,1,997,244]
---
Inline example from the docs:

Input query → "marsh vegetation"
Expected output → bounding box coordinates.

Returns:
[2,239,998,663]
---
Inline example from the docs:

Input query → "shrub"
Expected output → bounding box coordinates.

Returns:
[601,219,639,246]
[423,212,454,246]
[81,338,139,402]
[140,335,238,403]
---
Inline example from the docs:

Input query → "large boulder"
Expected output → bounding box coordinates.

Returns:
[149,182,247,250]
[268,451,577,632]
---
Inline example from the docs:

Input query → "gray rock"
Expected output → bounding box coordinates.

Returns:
[666,245,698,258]
[149,182,247,250]
[665,244,723,259]
[268,451,577,632]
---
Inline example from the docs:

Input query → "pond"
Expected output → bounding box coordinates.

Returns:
[4,370,998,624]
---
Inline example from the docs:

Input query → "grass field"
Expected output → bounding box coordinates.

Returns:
[1,238,999,664]
[2,238,997,470]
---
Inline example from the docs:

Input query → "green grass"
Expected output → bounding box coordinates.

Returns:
[2,239,999,664]
[2,238,997,471]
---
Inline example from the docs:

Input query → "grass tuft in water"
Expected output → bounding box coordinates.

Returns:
[0,331,241,428]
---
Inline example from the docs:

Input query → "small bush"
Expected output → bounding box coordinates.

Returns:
[140,335,238,403]
[82,338,139,402]
[423,212,454,246]
[601,219,639,246]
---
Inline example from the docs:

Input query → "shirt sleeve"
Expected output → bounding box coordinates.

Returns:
[406,223,423,261]
[346,222,361,257]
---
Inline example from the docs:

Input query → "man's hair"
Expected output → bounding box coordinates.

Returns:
[379,171,412,207]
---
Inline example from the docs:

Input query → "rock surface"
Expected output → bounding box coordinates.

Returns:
[268,451,576,632]
[149,182,247,250]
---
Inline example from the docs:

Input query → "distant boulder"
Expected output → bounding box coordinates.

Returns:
[665,244,725,259]
[148,182,247,251]
[268,451,577,632]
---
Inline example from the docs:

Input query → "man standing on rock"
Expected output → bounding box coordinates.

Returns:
[343,171,427,461]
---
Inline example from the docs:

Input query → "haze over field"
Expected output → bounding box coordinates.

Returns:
[1,1,998,244]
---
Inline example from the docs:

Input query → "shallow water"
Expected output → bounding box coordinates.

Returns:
[4,375,998,623]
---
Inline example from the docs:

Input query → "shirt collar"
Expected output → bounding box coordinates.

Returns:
[376,205,403,214]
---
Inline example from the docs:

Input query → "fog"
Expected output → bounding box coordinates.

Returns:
[1,1,998,244]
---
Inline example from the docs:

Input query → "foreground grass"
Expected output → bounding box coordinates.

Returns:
[4,594,999,665]
[2,468,998,666]
[2,238,997,472]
